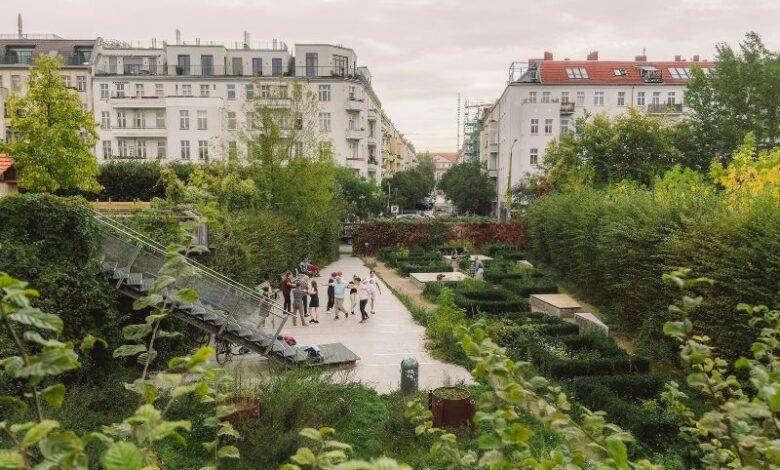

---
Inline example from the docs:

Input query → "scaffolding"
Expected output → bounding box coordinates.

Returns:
[459,99,494,163]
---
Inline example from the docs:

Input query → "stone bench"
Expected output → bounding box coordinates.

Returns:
[517,260,534,269]
[530,294,582,319]
[573,312,609,335]
[410,272,467,290]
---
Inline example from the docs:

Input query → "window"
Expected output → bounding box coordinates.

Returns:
[594,91,605,106]
[348,112,358,130]
[135,83,144,97]
[278,85,288,98]
[560,118,569,134]
[541,91,551,103]
[369,120,376,137]
[180,140,191,160]
[561,91,570,103]
[11,75,21,92]
[528,91,537,103]
[306,53,318,77]
[157,141,166,159]
[77,76,86,92]
[116,111,127,128]
[637,91,645,106]
[544,118,553,135]
[179,110,190,130]
[319,141,333,159]
[197,110,207,130]
[155,111,165,129]
[652,92,661,105]
[530,148,539,165]
[245,83,254,100]
[200,84,209,97]
[227,84,236,100]
[61,75,71,88]
[333,55,349,75]
[667,91,676,105]
[118,140,128,157]
[115,83,125,98]
[177,55,190,75]
[295,112,303,130]
[9,48,34,65]
[252,58,262,75]
[668,67,692,79]
[198,140,209,161]
[201,55,214,75]
[135,112,145,129]
[319,112,331,132]
[613,68,628,76]
[137,141,147,158]
[349,86,356,100]
[155,83,164,98]
[182,84,192,96]
[227,111,236,130]
[228,141,237,158]
[318,85,331,101]
[101,111,111,129]
[530,118,539,135]
[576,91,585,105]
[102,141,112,159]
[100,83,109,99]
[272,58,283,76]
[617,91,626,106]
[294,142,303,157]
[260,85,270,98]
[565,67,589,79]
[348,140,358,159]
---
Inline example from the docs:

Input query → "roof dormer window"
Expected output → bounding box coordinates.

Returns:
[668,67,692,79]
[565,67,589,79]
[613,68,628,76]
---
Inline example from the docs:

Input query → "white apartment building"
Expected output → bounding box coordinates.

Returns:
[481,51,713,218]
[91,38,386,181]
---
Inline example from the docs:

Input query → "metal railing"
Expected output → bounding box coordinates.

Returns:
[95,64,365,80]
[648,103,683,114]
[94,213,290,340]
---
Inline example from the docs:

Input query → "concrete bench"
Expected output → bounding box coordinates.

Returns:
[573,312,609,335]
[530,294,582,319]
[410,272,467,290]
[517,260,534,269]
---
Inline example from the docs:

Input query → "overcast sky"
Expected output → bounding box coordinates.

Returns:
[4,0,780,152]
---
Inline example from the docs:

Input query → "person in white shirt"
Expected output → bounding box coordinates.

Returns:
[364,271,382,314]
[356,277,370,322]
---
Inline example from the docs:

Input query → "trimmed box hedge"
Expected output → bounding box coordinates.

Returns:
[567,374,687,452]
[500,277,558,297]
[525,333,650,379]
[422,281,461,302]
[454,291,529,315]
[396,262,453,276]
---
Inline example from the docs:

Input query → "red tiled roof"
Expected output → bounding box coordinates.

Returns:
[0,154,14,175]
[538,60,713,85]
[434,153,459,162]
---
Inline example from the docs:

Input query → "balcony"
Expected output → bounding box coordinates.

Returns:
[560,102,575,114]
[345,127,364,140]
[647,103,683,114]
[108,95,165,108]
[110,126,168,138]
[0,54,90,67]
[345,96,364,111]
[486,168,498,177]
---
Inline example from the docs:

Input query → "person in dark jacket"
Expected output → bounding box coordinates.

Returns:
[326,272,336,313]
[282,272,293,312]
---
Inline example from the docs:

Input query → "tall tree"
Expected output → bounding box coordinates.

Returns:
[334,167,385,220]
[685,32,780,166]
[438,161,495,215]
[0,55,100,193]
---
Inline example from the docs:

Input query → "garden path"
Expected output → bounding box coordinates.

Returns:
[230,249,473,393]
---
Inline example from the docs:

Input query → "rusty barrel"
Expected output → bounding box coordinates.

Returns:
[428,386,476,428]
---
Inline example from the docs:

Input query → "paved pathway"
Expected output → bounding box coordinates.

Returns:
[231,250,472,393]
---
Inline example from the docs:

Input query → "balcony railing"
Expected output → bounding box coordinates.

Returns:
[109,126,168,137]
[560,102,575,114]
[345,127,364,139]
[647,103,683,114]
[95,64,366,80]
[108,95,166,107]
[0,54,90,66]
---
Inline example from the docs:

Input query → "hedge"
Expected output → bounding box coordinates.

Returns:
[396,262,453,277]
[423,281,462,302]
[500,277,558,298]
[58,161,197,201]
[525,333,650,378]
[353,220,525,255]
[525,187,780,361]
[567,374,690,453]
[454,292,529,315]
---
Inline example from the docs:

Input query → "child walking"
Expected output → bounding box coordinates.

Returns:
[357,277,369,322]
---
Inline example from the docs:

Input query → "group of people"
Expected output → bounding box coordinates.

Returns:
[279,270,382,327]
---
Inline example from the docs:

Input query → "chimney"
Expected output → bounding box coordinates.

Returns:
[635,55,647,62]
[674,55,681,61]
[175,29,181,45]
[243,30,250,48]
[195,37,201,46]
[587,50,598,61]
[543,51,554,60]
[17,13,23,38]
[692,54,700,62]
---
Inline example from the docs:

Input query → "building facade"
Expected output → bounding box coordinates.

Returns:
[432,153,458,181]
[381,111,416,178]
[0,32,415,183]
[481,51,712,218]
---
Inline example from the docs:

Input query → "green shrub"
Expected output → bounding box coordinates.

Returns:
[422,281,461,302]
[396,262,453,276]
[500,276,558,297]
[525,332,650,378]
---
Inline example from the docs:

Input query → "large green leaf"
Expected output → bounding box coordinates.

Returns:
[22,420,59,447]
[217,445,240,459]
[22,331,64,347]
[17,348,79,381]
[172,288,199,305]
[122,324,152,341]
[7,308,63,334]
[289,447,316,465]
[0,449,25,469]
[41,384,66,408]
[100,441,142,470]
[605,436,630,470]
[112,344,147,358]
